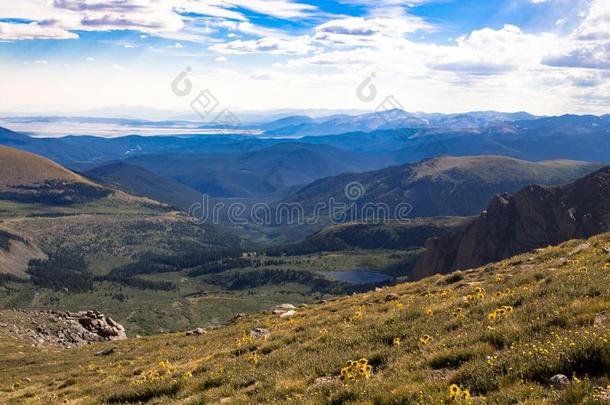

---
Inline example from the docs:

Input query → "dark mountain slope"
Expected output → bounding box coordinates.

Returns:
[415,166,610,278]
[124,143,390,198]
[85,162,203,211]
[267,217,471,256]
[282,155,604,218]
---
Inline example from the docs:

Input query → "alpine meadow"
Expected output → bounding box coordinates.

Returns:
[0,0,609,404]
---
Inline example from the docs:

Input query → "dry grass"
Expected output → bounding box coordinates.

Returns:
[0,146,91,190]
[1,233,609,404]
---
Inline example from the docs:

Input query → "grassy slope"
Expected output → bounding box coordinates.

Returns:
[1,233,609,404]
[0,145,92,190]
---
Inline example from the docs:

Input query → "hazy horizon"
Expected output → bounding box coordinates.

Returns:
[1,0,608,116]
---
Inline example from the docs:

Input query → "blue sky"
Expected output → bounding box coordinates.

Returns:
[0,0,608,115]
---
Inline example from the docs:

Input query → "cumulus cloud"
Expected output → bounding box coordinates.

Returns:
[540,0,610,70]
[543,44,610,69]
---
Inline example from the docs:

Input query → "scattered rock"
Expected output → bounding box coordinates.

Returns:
[568,242,591,256]
[385,293,399,302]
[593,386,610,401]
[185,328,207,336]
[94,347,119,356]
[594,311,609,327]
[232,313,246,321]
[550,374,569,390]
[271,309,284,315]
[308,376,336,390]
[279,310,296,319]
[604,247,610,254]
[250,328,270,339]
[275,304,296,311]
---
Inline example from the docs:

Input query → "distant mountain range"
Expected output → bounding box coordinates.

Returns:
[260,109,539,137]
[1,113,609,204]
[415,166,610,279]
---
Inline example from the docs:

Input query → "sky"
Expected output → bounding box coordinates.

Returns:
[0,0,608,116]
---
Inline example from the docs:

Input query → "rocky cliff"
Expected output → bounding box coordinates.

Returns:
[414,166,610,278]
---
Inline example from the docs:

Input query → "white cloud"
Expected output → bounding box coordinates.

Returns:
[0,0,318,42]
[543,44,610,69]
[0,21,78,40]
[314,16,430,47]
[210,36,314,55]
[541,0,610,70]
[572,0,609,40]
[215,56,227,62]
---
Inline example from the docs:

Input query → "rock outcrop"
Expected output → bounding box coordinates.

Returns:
[0,309,126,348]
[415,166,610,278]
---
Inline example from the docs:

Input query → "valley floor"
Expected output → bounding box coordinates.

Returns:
[1,234,609,404]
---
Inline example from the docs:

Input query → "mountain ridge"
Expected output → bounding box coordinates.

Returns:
[282,155,605,219]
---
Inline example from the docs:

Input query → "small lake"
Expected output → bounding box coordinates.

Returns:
[325,270,393,285]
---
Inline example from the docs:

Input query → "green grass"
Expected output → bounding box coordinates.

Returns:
[0,250,413,335]
[1,233,609,403]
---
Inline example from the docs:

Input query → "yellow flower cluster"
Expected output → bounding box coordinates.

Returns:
[391,300,404,310]
[425,288,452,298]
[425,308,434,316]
[392,337,401,346]
[487,306,513,321]
[418,334,434,346]
[234,332,254,347]
[452,308,465,319]
[604,262,610,270]
[465,287,486,304]
[351,309,364,321]
[87,362,104,375]
[576,267,588,273]
[247,351,259,365]
[510,329,609,361]
[448,384,471,401]
[340,358,372,381]
[132,360,176,386]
